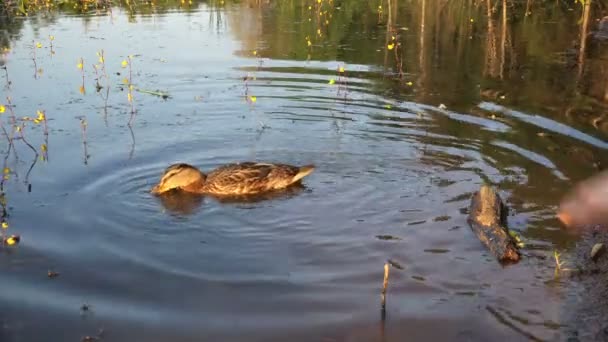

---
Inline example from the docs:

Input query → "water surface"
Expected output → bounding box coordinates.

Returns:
[0,1,607,341]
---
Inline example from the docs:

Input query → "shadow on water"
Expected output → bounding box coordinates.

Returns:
[0,0,607,341]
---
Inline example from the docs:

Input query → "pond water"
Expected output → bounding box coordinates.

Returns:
[0,1,607,341]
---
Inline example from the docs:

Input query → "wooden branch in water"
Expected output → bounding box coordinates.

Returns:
[380,261,390,321]
[467,185,520,263]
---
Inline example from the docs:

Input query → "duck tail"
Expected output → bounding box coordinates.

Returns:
[292,164,315,183]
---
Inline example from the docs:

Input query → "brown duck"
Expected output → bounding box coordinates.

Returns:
[150,162,315,196]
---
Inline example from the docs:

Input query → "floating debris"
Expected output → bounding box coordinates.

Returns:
[375,235,401,241]
[47,270,60,278]
[387,259,404,270]
[509,230,526,248]
[134,88,171,100]
[434,215,451,222]
[424,248,450,254]
[591,243,605,262]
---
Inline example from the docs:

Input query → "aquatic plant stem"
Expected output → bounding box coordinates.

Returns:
[80,118,88,165]
[2,66,11,89]
[31,40,38,79]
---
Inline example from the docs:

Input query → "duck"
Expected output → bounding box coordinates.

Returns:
[150,162,315,196]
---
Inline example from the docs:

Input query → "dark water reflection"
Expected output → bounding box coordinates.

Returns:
[0,0,606,341]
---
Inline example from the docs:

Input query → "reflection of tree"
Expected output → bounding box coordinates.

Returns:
[484,0,498,78]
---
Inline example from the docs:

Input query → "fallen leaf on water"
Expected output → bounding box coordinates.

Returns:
[4,235,20,246]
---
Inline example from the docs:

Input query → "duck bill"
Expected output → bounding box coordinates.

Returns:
[150,185,161,194]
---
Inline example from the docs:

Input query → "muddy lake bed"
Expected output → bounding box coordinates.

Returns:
[1,0,608,341]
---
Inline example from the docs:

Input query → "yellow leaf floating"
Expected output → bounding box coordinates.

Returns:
[36,42,42,48]
[387,43,395,50]
[79,85,85,94]
[0,105,5,113]
[5,235,20,246]
[3,167,9,174]
[121,60,128,68]
[1,221,7,229]
[328,79,335,85]
[249,96,257,103]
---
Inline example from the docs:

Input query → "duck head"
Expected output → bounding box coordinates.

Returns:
[150,163,206,195]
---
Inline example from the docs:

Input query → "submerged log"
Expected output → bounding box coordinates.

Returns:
[467,185,520,263]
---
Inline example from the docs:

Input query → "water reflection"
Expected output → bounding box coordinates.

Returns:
[155,190,204,215]
[155,183,307,215]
